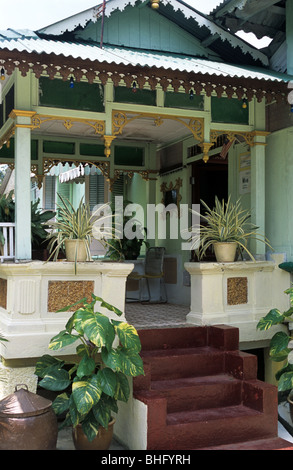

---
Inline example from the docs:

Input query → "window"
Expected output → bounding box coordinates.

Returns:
[44,176,56,210]
[89,174,105,210]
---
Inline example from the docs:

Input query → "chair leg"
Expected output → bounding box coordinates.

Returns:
[160,278,168,303]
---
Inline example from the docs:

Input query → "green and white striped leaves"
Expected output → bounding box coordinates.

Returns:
[35,294,144,442]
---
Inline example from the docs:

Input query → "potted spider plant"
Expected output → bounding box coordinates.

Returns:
[190,196,271,262]
[46,194,114,270]
[35,294,144,450]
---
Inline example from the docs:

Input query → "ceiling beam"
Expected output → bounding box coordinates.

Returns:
[235,0,281,21]
[214,0,248,18]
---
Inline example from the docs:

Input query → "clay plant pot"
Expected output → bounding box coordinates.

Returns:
[65,239,87,262]
[72,418,115,450]
[213,242,238,263]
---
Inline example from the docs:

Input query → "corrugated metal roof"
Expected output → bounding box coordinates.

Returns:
[0,33,291,83]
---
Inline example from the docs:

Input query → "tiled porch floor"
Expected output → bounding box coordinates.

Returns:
[125,302,190,329]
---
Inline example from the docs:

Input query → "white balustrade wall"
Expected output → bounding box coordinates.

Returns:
[0,223,15,262]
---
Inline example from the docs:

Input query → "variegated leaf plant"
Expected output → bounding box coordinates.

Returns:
[35,294,144,442]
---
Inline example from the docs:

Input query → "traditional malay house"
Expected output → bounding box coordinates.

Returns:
[0,0,293,449]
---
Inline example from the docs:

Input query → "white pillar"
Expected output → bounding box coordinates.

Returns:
[10,110,35,260]
[250,131,269,257]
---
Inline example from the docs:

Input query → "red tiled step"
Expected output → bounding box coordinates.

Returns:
[198,437,293,450]
[141,347,226,380]
[149,374,242,413]
[158,405,276,450]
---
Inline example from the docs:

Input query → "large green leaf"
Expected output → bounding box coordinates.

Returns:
[74,309,115,349]
[113,321,141,352]
[35,354,64,378]
[278,371,293,392]
[256,309,284,331]
[39,365,71,391]
[48,330,80,351]
[81,411,100,442]
[72,375,102,416]
[52,393,70,415]
[101,347,122,371]
[92,397,112,429]
[68,394,80,427]
[118,348,144,377]
[269,331,290,362]
[115,371,130,402]
[76,355,96,378]
[97,368,117,397]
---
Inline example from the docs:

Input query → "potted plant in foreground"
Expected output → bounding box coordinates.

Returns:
[190,196,271,262]
[257,287,293,394]
[35,294,144,450]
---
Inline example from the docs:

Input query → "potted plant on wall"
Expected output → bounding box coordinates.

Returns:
[190,196,271,262]
[106,201,149,261]
[46,194,114,270]
[35,294,144,450]
[31,199,55,260]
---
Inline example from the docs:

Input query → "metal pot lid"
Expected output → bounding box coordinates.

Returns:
[0,384,53,418]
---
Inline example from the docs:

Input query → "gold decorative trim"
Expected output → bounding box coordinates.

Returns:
[9,109,36,120]
[0,124,15,150]
[199,142,214,164]
[210,129,270,148]
[31,114,105,136]
[103,135,116,157]
[112,110,204,142]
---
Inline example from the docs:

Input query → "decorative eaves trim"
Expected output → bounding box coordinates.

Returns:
[0,48,288,104]
[37,0,268,66]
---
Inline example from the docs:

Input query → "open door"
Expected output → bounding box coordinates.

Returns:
[191,158,228,261]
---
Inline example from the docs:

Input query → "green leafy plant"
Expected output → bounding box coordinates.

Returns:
[0,190,15,223]
[31,199,55,250]
[35,294,144,442]
[257,287,293,392]
[190,196,271,260]
[106,201,149,261]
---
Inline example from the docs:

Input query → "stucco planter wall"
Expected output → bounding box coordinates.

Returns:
[184,255,290,346]
[0,260,134,360]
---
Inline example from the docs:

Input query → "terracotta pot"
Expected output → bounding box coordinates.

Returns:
[213,242,238,263]
[65,239,87,262]
[72,418,115,450]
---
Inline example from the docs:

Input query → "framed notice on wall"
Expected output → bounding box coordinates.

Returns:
[239,152,251,194]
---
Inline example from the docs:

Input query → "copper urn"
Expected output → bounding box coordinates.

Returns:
[0,384,58,450]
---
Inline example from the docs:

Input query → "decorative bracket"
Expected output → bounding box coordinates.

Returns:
[199,142,214,163]
[103,135,116,158]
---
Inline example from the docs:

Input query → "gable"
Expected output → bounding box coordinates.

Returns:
[74,4,218,59]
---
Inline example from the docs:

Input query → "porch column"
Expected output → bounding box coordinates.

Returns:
[287,0,293,75]
[10,110,35,260]
[250,131,269,257]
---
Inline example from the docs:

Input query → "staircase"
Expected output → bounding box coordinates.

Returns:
[133,325,293,450]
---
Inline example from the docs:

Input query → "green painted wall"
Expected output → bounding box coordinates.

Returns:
[265,127,293,260]
[76,5,216,58]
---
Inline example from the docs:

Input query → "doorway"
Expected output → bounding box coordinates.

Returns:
[191,158,228,261]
